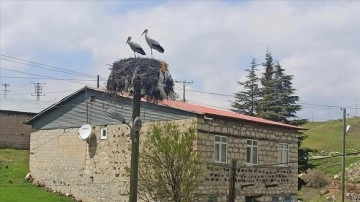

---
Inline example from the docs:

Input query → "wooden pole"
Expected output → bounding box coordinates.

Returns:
[228,159,236,202]
[129,76,141,202]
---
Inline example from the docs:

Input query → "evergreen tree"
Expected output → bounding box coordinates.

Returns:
[258,49,280,120]
[272,61,305,125]
[233,50,312,191]
[231,58,261,116]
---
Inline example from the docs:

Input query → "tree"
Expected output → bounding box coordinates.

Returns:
[231,58,261,116]
[298,133,315,189]
[137,122,203,202]
[258,49,280,120]
[233,49,313,190]
[272,61,305,125]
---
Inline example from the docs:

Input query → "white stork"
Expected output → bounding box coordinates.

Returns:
[141,29,164,56]
[126,36,146,57]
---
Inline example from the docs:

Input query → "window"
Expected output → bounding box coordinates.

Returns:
[214,135,227,163]
[278,143,289,166]
[246,139,258,165]
[100,127,108,140]
[271,197,280,202]
[284,196,291,202]
[245,196,257,202]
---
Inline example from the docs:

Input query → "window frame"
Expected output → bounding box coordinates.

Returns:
[284,195,292,202]
[214,135,228,164]
[100,127,108,140]
[278,143,289,167]
[246,139,258,166]
[271,196,280,202]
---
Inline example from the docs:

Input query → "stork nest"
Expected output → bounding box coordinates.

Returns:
[106,58,174,101]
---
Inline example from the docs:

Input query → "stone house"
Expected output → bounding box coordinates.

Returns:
[0,98,54,149]
[25,86,302,202]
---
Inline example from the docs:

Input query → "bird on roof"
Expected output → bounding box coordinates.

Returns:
[141,29,164,57]
[126,36,146,57]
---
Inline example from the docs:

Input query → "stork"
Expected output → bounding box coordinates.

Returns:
[126,36,146,57]
[141,29,164,57]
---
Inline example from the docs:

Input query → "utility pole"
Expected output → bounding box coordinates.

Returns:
[31,82,45,100]
[341,108,346,202]
[174,80,193,103]
[356,104,358,117]
[1,83,10,98]
[228,159,237,202]
[129,67,142,202]
[97,75,100,88]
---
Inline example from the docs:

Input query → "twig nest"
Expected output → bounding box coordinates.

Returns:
[106,58,174,101]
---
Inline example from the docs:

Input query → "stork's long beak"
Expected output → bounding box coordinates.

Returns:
[141,30,146,36]
[126,38,129,44]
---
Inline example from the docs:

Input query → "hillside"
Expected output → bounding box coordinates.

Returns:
[302,117,360,153]
[300,117,360,201]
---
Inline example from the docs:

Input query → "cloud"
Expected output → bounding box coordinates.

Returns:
[1,1,360,121]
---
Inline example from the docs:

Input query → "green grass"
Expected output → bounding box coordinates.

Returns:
[310,156,360,175]
[302,117,360,153]
[0,149,74,202]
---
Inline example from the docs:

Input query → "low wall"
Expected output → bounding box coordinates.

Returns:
[0,111,34,149]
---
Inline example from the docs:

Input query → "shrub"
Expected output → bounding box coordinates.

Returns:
[302,170,328,188]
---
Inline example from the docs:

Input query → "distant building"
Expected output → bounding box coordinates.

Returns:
[25,86,301,202]
[0,98,54,149]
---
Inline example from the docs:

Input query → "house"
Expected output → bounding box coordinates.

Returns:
[0,98,54,149]
[25,86,302,202]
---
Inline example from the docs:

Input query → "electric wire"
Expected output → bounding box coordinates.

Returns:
[0,54,107,80]
[1,55,356,112]
[5,89,79,96]
[0,75,98,81]
[0,67,97,87]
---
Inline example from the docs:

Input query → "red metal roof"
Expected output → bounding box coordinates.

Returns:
[159,99,302,130]
[87,86,302,130]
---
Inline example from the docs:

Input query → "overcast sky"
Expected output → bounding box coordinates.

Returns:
[1,1,359,122]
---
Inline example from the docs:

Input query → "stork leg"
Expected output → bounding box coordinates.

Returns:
[151,49,153,58]
[134,52,136,58]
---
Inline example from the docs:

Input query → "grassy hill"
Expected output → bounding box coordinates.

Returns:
[302,117,360,153]
[300,117,360,201]
[0,149,74,202]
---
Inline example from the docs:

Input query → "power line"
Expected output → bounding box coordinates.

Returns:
[0,54,105,80]
[0,75,98,81]
[181,88,358,110]
[0,67,97,87]
[1,54,356,112]
[8,89,78,96]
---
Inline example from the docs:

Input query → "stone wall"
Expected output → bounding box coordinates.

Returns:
[0,111,34,149]
[195,117,298,202]
[29,118,195,202]
[30,116,298,202]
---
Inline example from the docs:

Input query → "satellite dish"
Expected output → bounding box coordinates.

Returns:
[78,124,92,140]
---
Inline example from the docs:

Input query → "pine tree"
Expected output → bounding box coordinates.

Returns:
[233,50,312,191]
[272,61,305,125]
[258,49,280,120]
[231,58,261,116]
